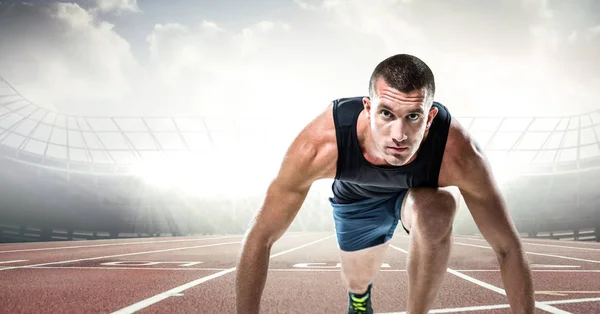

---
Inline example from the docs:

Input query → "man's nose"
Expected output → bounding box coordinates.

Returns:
[391,122,407,143]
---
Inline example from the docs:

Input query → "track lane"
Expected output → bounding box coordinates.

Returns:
[0,267,223,314]
[546,298,600,313]
[133,234,343,314]
[0,237,244,270]
[0,232,328,314]
[453,242,600,269]
[460,270,600,313]
[389,234,572,314]
[0,235,242,253]
[0,233,322,270]
[0,232,323,253]
[115,232,334,314]
[457,236,600,248]
[458,236,600,253]
[107,232,334,270]
[2,231,598,313]
[0,235,200,250]
[443,234,600,313]
[383,234,600,271]
[143,233,510,314]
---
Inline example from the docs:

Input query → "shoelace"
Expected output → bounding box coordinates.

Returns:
[350,294,369,313]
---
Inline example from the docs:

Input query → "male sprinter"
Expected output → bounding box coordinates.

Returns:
[236,54,534,314]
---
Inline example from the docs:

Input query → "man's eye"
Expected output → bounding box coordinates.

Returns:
[407,114,419,120]
[380,110,392,118]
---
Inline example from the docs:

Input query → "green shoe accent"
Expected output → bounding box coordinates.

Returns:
[348,284,373,314]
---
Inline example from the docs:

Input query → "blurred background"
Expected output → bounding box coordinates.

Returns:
[0,0,598,243]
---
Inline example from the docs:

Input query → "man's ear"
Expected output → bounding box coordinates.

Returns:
[362,97,371,119]
[426,105,438,129]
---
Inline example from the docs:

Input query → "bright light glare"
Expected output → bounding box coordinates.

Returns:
[488,152,533,186]
[126,150,281,199]
[127,152,229,196]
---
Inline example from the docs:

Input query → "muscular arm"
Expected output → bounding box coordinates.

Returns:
[235,172,311,314]
[235,107,336,314]
[453,138,535,314]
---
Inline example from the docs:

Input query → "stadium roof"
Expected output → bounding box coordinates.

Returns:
[1,75,600,176]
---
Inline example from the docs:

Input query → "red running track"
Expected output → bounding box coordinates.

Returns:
[1,231,600,313]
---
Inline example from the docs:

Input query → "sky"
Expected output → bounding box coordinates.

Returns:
[0,0,599,197]
[0,0,598,120]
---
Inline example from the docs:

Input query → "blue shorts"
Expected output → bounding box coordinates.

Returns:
[329,190,410,252]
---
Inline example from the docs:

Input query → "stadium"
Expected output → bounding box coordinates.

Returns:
[2,72,600,313]
[0,74,598,243]
[1,1,600,313]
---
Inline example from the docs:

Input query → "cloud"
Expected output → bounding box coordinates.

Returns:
[296,0,557,59]
[0,0,597,192]
[0,2,140,115]
[0,2,297,116]
[143,19,294,116]
[523,0,553,19]
[290,0,600,116]
[0,0,598,119]
[91,0,141,15]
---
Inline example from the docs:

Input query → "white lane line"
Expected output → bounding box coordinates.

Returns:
[269,235,334,258]
[0,241,240,271]
[267,269,398,272]
[378,303,511,313]
[389,245,408,254]
[459,236,600,247]
[389,245,570,314]
[26,266,230,271]
[279,269,600,273]
[378,296,600,313]
[445,268,506,294]
[110,234,335,314]
[455,242,600,264]
[0,235,243,253]
[530,270,600,272]
[464,270,600,273]
[22,267,600,273]
[544,296,600,305]
[461,237,600,252]
[0,260,28,264]
[520,242,600,252]
[519,240,600,248]
[537,291,600,296]
[0,232,317,254]
[530,264,580,268]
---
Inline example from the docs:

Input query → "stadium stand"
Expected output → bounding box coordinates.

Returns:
[0,75,598,243]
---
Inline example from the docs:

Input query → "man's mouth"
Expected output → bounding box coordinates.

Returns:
[388,146,409,152]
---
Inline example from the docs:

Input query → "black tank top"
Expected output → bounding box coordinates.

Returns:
[331,96,452,204]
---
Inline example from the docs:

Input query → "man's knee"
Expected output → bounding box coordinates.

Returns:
[341,270,372,293]
[405,188,459,241]
[339,242,389,293]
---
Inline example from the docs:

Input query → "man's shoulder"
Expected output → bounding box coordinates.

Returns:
[445,117,472,154]
[287,102,339,180]
[439,117,484,186]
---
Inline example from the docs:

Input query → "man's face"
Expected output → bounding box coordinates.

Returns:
[363,78,438,166]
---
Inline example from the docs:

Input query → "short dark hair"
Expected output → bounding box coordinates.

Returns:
[368,54,435,103]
